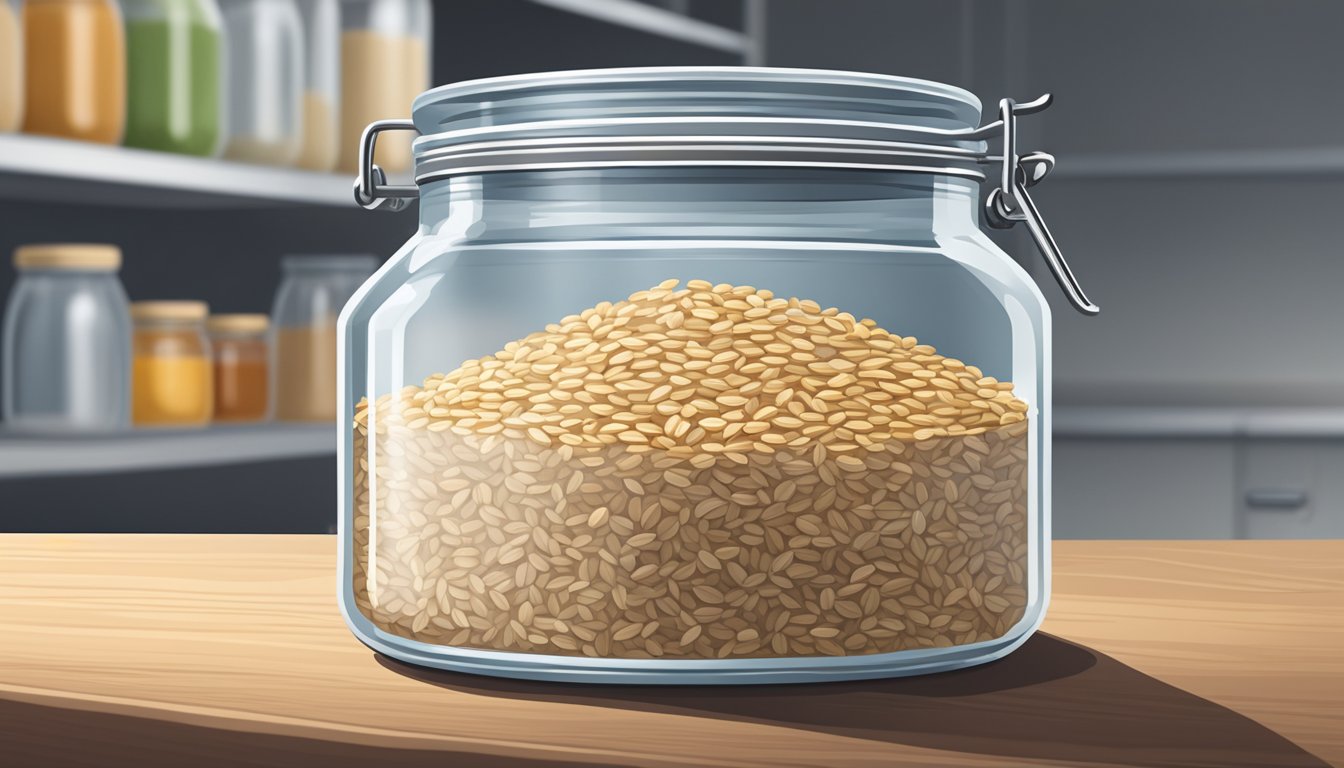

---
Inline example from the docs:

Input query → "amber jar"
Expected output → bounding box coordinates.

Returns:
[22,0,127,144]
[207,313,269,423]
[132,301,212,427]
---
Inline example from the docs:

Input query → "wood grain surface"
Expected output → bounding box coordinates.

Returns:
[0,536,1339,767]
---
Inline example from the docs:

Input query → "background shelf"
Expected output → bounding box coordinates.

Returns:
[0,424,334,480]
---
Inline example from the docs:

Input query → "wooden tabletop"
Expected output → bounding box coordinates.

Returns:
[1,536,1339,768]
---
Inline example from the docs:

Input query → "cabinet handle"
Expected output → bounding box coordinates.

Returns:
[1244,489,1308,510]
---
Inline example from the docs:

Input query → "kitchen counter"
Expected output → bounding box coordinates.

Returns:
[1,536,1339,767]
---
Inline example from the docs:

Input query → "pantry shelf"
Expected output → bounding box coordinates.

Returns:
[1051,146,1344,179]
[0,134,373,209]
[0,424,334,479]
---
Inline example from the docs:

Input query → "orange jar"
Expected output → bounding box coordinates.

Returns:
[207,314,269,423]
[22,0,127,144]
[131,301,213,427]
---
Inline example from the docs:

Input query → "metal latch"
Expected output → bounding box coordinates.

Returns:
[981,95,1099,315]
[353,119,419,213]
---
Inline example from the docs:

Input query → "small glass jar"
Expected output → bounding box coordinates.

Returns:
[272,255,375,421]
[22,0,126,144]
[207,313,270,423]
[121,0,224,156]
[340,68,1102,684]
[0,0,22,132]
[337,0,431,173]
[220,0,303,165]
[2,244,130,433]
[131,301,213,428]
[295,0,339,171]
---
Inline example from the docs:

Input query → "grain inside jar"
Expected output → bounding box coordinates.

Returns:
[352,280,1030,659]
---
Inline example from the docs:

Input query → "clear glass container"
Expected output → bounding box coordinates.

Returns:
[220,0,303,165]
[339,68,1099,684]
[272,255,376,422]
[337,0,431,173]
[121,0,224,156]
[295,0,339,171]
[208,313,269,422]
[2,244,130,433]
[21,0,126,144]
[0,0,22,132]
[131,301,213,427]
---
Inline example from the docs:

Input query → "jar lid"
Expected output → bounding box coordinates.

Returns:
[14,244,122,272]
[131,301,210,322]
[207,314,269,335]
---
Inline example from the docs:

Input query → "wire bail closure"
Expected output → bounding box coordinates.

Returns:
[982,95,1099,315]
[353,119,418,213]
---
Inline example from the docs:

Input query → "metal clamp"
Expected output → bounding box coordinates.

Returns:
[982,95,1099,315]
[353,119,419,212]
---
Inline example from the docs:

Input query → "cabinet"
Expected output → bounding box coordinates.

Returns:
[1238,440,1344,539]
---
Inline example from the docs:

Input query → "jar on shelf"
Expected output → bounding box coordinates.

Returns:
[272,255,375,421]
[22,0,126,144]
[337,0,431,174]
[339,68,1101,684]
[131,301,213,428]
[207,313,269,423]
[220,0,303,165]
[2,244,130,433]
[295,0,339,171]
[121,0,224,156]
[0,0,22,132]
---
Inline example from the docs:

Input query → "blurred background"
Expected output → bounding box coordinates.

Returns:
[1,0,1339,540]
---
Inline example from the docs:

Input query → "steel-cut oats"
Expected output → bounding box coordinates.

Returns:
[352,280,1030,659]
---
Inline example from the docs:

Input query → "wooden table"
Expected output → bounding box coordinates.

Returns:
[1,536,1339,767]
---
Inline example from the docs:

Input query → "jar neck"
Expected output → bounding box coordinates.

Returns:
[417,168,985,246]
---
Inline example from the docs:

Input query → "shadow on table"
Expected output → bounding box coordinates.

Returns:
[379,632,1329,768]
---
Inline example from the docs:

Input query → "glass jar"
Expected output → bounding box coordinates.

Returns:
[131,301,213,427]
[207,313,269,423]
[338,68,1099,684]
[295,0,339,171]
[22,0,126,144]
[272,254,375,421]
[220,0,303,165]
[121,0,223,156]
[2,244,130,433]
[0,0,22,132]
[337,0,431,174]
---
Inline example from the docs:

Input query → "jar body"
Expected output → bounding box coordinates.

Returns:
[337,0,431,173]
[133,320,213,427]
[211,331,269,422]
[338,168,1051,683]
[22,0,126,144]
[295,0,339,171]
[122,0,223,156]
[221,0,303,165]
[2,268,131,432]
[0,0,22,132]
[272,255,376,421]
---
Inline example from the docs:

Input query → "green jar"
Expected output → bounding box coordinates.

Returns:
[122,0,223,156]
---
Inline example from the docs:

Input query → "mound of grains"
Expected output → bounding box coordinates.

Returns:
[353,280,1029,660]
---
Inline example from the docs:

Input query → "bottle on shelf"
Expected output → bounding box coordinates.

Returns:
[22,0,127,144]
[338,0,432,174]
[207,313,270,423]
[2,244,132,433]
[0,0,22,132]
[131,301,214,428]
[122,0,225,156]
[271,255,375,422]
[220,0,304,166]
[295,0,340,172]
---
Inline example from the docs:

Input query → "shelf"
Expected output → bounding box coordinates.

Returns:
[0,134,373,209]
[527,0,753,55]
[1055,406,1344,438]
[1052,147,1344,180]
[0,424,334,480]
